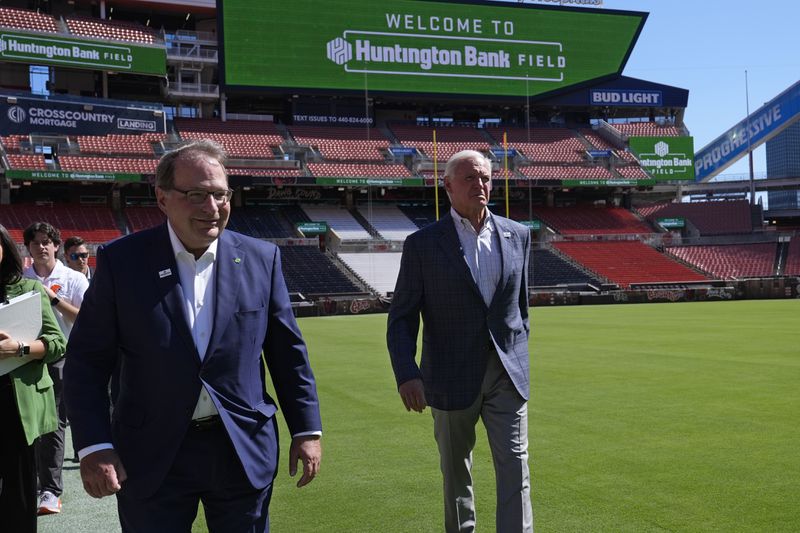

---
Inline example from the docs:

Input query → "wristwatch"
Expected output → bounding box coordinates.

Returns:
[17,341,30,357]
[50,296,60,307]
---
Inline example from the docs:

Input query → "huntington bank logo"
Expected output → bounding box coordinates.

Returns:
[322,28,566,82]
[8,105,26,124]
[327,37,352,65]
[635,138,694,179]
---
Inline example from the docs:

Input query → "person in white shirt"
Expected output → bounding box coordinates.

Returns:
[23,222,89,515]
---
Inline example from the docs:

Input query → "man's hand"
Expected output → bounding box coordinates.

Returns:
[289,435,322,488]
[398,378,427,413]
[80,449,127,498]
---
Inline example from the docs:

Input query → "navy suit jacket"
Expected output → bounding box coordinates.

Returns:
[64,223,321,498]
[387,212,531,410]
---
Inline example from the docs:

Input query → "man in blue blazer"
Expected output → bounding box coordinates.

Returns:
[64,140,322,532]
[387,150,533,532]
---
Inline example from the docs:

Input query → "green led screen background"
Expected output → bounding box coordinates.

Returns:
[220,0,645,98]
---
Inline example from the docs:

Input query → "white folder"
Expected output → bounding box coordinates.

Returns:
[0,291,43,377]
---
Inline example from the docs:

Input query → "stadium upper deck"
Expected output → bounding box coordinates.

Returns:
[2,0,795,238]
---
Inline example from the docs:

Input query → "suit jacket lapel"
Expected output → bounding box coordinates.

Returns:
[207,230,244,360]
[437,213,485,305]
[489,216,515,309]
[150,224,199,362]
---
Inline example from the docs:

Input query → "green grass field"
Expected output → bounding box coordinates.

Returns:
[42,299,797,533]
[189,300,800,532]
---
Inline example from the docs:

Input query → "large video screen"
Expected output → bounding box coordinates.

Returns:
[220,0,646,98]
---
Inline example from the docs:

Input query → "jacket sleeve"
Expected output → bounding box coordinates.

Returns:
[263,246,322,436]
[34,281,67,364]
[386,234,424,388]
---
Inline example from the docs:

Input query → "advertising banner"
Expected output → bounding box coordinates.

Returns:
[656,217,685,229]
[221,0,645,98]
[1,95,166,135]
[5,169,142,183]
[628,136,694,181]
[0,30,166,76]
[561,178,656,187]
[520,219,542,230]
[694,80,800,182]
[296,222,328,235]
[590,89,662,106]
[315,177,424,187]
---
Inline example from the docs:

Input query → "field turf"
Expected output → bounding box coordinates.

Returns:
[190,299,800,532]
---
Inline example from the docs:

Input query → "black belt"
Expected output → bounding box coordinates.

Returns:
[189,415,222,431]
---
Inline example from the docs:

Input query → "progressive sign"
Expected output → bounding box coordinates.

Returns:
[694,79,800,182]
[220,0,645,98]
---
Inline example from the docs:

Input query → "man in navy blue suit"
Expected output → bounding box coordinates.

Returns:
[387,150,533,532]
[64,140,322,532]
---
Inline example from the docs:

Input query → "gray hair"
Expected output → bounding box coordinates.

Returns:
[155,139,228,190]
[444,150,491,180]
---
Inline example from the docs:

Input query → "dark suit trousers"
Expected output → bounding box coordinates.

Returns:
[116,418,275,533]
[37,359,66,496]
[0,375,38,533]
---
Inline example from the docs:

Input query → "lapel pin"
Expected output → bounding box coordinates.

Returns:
[234,257,241,264]
[158,268,172,278]
[503,231,511,238]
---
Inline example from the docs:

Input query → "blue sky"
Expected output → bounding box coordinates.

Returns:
[605,0,799,178]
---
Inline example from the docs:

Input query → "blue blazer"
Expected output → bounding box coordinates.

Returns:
[387,212,531,411]
[64,224,321,498]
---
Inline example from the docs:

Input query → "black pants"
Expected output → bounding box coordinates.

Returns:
[0,374,38,533]
[36,360,66,496]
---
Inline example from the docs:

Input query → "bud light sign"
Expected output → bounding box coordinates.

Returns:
[591,89,662,107]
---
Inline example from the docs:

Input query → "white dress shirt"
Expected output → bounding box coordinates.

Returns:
[167,223,220,420]
[451,207,502,307]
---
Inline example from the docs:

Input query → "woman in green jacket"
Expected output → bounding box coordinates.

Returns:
[0,223,67,533]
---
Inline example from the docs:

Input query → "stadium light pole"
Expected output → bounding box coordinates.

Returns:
[745,70,756,205]
[526,75,532,222]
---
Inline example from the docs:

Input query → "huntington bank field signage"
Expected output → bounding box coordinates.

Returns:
[220,0,645,98]
[629,136,695,181]
[0,30,165,76]
[6,169,142,183]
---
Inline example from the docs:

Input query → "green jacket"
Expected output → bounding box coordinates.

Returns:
[6,278,67,445]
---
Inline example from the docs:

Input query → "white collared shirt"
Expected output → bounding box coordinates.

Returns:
[24,259,89,338]
[166,222,220,420]
[451,207,502,307]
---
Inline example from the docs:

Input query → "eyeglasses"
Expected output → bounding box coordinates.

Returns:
[170,187,233,205]
[70,252,89,260]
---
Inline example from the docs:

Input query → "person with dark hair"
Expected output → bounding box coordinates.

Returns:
[22,221,89,515]
[0,223,67,533]
[63,236,92,280]
[64,140,322,532]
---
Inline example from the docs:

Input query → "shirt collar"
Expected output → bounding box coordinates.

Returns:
[166,221,217,262]
[450,207,494,234]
